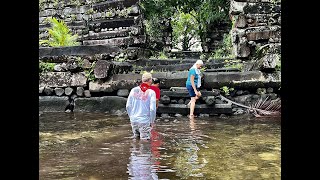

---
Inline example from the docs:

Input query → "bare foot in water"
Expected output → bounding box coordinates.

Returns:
[188,114,195,119]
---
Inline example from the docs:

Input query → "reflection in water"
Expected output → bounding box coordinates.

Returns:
[173,117,206,178]
[127,128,163,180]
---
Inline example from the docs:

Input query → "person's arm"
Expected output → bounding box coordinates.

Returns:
[126,89,134,117]
[149,91,157,125]
[156,87,160,108]
[190,75,200,96]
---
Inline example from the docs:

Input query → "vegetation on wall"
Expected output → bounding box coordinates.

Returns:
[39,62,55,73]
[85,62,96,81]
[39,17,80,47]
[211,33,234,59]
[220,86,234,96]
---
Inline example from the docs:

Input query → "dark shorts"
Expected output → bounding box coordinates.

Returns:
[186,85,198,97]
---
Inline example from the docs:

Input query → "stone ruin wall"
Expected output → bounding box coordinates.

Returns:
[229,0,281,69]
[39,0,281,116]
[39,0,145,50]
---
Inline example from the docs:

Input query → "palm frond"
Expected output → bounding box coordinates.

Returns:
[219,94,281,118]
[250,97,281,117]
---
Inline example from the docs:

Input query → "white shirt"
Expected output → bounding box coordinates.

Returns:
[126,86,157,124]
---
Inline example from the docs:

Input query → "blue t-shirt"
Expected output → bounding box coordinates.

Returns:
[186,68,198,87]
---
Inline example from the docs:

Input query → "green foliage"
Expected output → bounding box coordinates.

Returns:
[85,62,96,81]
[39,17,80,47]
[275,56,281,71]
[212,33,234,59]
[140,0,230,52]
[140,70,154,74]
[105,8,115,17]
[114,53,127,62]
[75,57,84,67]
[85,8,95,15]
[220,86,234,96]
[171,10,199,50]
[150,51,169,59]
[224,59,243,71]
[196,0,230,35]
[39,62,55,73]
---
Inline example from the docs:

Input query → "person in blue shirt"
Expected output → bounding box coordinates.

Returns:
[186,60,204,118]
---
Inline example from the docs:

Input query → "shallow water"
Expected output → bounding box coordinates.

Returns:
[39,112,280,180]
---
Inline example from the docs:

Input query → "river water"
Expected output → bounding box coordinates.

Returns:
[39,112,280,179]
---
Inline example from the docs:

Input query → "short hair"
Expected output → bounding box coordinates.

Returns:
[196,60,204,65]
[152,78,160,84]
[142,72,152,82]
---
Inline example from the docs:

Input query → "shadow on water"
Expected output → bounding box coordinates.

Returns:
[40,112,280,180]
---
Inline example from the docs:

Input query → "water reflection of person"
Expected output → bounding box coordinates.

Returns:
[189,116,197,136]
[127,128,163,180]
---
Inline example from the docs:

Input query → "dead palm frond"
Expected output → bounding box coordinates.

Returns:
[249,97,281,117]
[219,95,281,117]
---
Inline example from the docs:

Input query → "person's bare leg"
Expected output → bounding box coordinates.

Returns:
[189,97,196,117]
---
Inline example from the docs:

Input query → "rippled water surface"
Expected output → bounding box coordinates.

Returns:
[39,112,280,179]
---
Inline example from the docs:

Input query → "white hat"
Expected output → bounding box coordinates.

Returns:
[196,60,204,65]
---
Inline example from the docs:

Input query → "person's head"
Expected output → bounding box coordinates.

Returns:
[142,72,153,85]
[152,78,160,87]
[195,60,204,69]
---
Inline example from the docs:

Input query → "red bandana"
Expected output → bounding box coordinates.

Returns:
[139,83,150,92]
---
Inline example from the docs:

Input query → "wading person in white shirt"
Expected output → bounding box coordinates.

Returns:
[126,72,157,140]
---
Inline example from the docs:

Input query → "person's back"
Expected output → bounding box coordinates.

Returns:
[126,72,156,140]
[127,86,156,123]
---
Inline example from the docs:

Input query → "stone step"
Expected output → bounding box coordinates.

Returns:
[83,36,132,46]
[169,51,202,59]
[82,29,130,40]
[135,58,200,66]
[39,70,280,90]
[39,21,86,32]
[39,44,121,57]
[93,0,139,12]
[205,67,241,72]
[39,96,69,112]
[73,96,127,112]
[111,71,280,89]
[40,0,138,12]
[88,17,135,30]
[133,58,233,69]
[161,90,216,98]
[157,104,232,115]
[82,35,145,46]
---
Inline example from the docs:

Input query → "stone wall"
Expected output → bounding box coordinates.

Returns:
[229,0,281,67]
[39,0,281,116]
[39,0,145,48]
[39,44,281,115]
[202,22,231,53]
